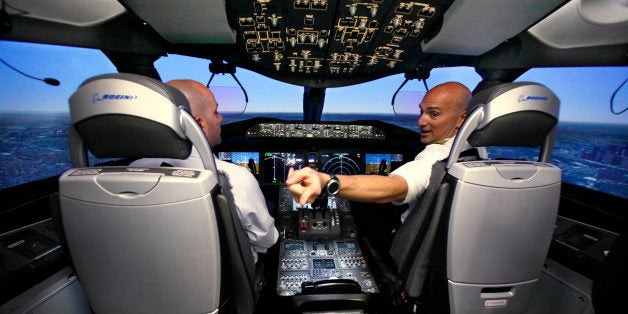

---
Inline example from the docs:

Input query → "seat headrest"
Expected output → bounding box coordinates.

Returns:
[466,82,559,147]
[69,73,192,161]
[448,82,560,166]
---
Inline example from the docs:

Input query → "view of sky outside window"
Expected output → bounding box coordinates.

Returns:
[0,40,626,199]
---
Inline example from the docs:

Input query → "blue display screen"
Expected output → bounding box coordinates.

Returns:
[365,153,404,175]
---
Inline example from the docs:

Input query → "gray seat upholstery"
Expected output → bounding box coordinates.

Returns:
[389,82,561,313]
[58,73,257,313]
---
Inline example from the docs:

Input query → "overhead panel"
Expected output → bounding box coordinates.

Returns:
[230,0,450,78]
[284,0,336,75]
[363,2,438,74]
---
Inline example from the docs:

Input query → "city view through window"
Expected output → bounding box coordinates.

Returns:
[1,41,626,200]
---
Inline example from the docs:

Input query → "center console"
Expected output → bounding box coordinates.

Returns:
[275,186,379,297]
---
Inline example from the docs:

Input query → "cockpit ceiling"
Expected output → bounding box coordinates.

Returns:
[4,0,126,27]
[122,0,458,86]
[3,0,627,88]
[122,0,565,86]
[123,0,580,87]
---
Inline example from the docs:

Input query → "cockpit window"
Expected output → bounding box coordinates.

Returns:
[503,67,627,199]
[324,66,481,131]
[1,42,625,200]
[0,40,116,188]
[156,53,303,120]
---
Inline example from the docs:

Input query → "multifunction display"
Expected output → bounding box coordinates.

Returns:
[262,152,309,184]
[217,152,260,177]
[364,153,404,175]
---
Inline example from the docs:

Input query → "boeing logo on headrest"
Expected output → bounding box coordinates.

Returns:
[91,93,138,103]
[518,95,548,102]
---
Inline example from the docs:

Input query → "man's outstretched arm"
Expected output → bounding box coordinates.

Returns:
[285,167,408,205]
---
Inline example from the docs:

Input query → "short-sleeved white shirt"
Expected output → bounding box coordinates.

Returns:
[391,137,471,222]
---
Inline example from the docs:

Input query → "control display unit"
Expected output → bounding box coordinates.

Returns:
[277,238,378,296]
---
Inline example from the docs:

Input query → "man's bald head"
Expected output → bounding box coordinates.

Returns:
[427,81,471,115]
[417,82,471,144]
[167,80,211,116]
[166,79,223,147]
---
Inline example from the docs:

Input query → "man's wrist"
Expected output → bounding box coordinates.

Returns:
[320,173,331,191]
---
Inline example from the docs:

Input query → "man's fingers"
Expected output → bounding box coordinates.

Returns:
[300,189,314,205]
[287,180,307,205]
[285,166,323,205]
[288,180,317,205]
[286,168,306,184]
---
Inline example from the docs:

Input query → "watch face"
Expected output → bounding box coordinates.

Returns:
[328,180,340,195]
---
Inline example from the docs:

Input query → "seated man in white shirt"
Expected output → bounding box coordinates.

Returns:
[131,79,278,263]
[285,82,473,222]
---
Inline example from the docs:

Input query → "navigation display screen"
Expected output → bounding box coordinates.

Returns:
[320,152,363,175]
[217,152,260,175]
[365,153,404,175]
[262,152,307,184]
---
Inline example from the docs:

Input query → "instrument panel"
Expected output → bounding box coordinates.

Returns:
[217,151,405,184]
[218,120,425,173]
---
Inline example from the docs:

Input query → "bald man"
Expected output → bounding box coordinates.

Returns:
[131,80,278,263]
[286,82,472,222]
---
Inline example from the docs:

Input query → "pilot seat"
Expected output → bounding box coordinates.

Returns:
[57,73,259,313]
[383,82,562,313]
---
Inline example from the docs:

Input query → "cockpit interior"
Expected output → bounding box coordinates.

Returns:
[1,0,626,313]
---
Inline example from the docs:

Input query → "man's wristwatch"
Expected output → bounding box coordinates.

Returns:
[324,174,340,196]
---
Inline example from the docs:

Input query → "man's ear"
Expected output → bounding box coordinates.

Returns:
[195,115,208,131]
[456,110,466,128]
